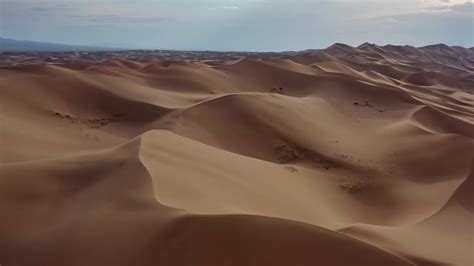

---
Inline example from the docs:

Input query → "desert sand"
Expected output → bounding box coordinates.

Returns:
[0,43,473,266]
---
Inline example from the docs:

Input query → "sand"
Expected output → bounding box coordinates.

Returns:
[0,43,473,266]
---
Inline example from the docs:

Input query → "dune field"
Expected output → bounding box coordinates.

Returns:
[1,43,473,266]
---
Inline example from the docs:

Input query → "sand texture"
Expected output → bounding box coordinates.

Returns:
[1,43,473,266]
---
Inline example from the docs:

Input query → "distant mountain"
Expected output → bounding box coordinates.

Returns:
[320,42,474,71]
[0,37,121,52]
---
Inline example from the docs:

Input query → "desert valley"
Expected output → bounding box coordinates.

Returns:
[1,43,473,266]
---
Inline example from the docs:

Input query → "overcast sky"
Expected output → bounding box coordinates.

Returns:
[0,0,472,51]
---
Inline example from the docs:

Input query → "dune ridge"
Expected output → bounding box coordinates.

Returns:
[1,44,473,266]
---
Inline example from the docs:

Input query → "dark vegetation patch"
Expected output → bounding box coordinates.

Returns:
[353,101,374,107]
[270,87,284,94]
[275,144,305,163]
[275,143,341,170]
[338,176,376,194]
[54,112,125,128]
[314,159,340,170]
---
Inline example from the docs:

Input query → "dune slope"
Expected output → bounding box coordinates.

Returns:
[1,44,473,266]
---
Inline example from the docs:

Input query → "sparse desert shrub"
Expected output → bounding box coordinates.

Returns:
[338,178,373,193]
[275,144,305,163]
[285,166,298,173]
[314,158,340,170]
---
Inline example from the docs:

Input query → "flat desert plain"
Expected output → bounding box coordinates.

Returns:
[1,43,473,266]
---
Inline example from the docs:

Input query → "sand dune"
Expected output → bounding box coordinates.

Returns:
[1,43,473,266]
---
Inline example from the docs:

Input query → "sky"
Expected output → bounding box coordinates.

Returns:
[0,0,472,51]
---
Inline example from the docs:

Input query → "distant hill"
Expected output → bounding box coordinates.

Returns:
[321,42,474,71]
[0,37,121,52]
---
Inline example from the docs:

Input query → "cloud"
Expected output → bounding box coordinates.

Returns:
[1,0,472,50]
[223,6,240,9]
[351,3,473,47]
[451,2,474,11]
[73,14,167,25]
[27,3,70,12]
[425,2,473,12]
[29,7,49,12]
